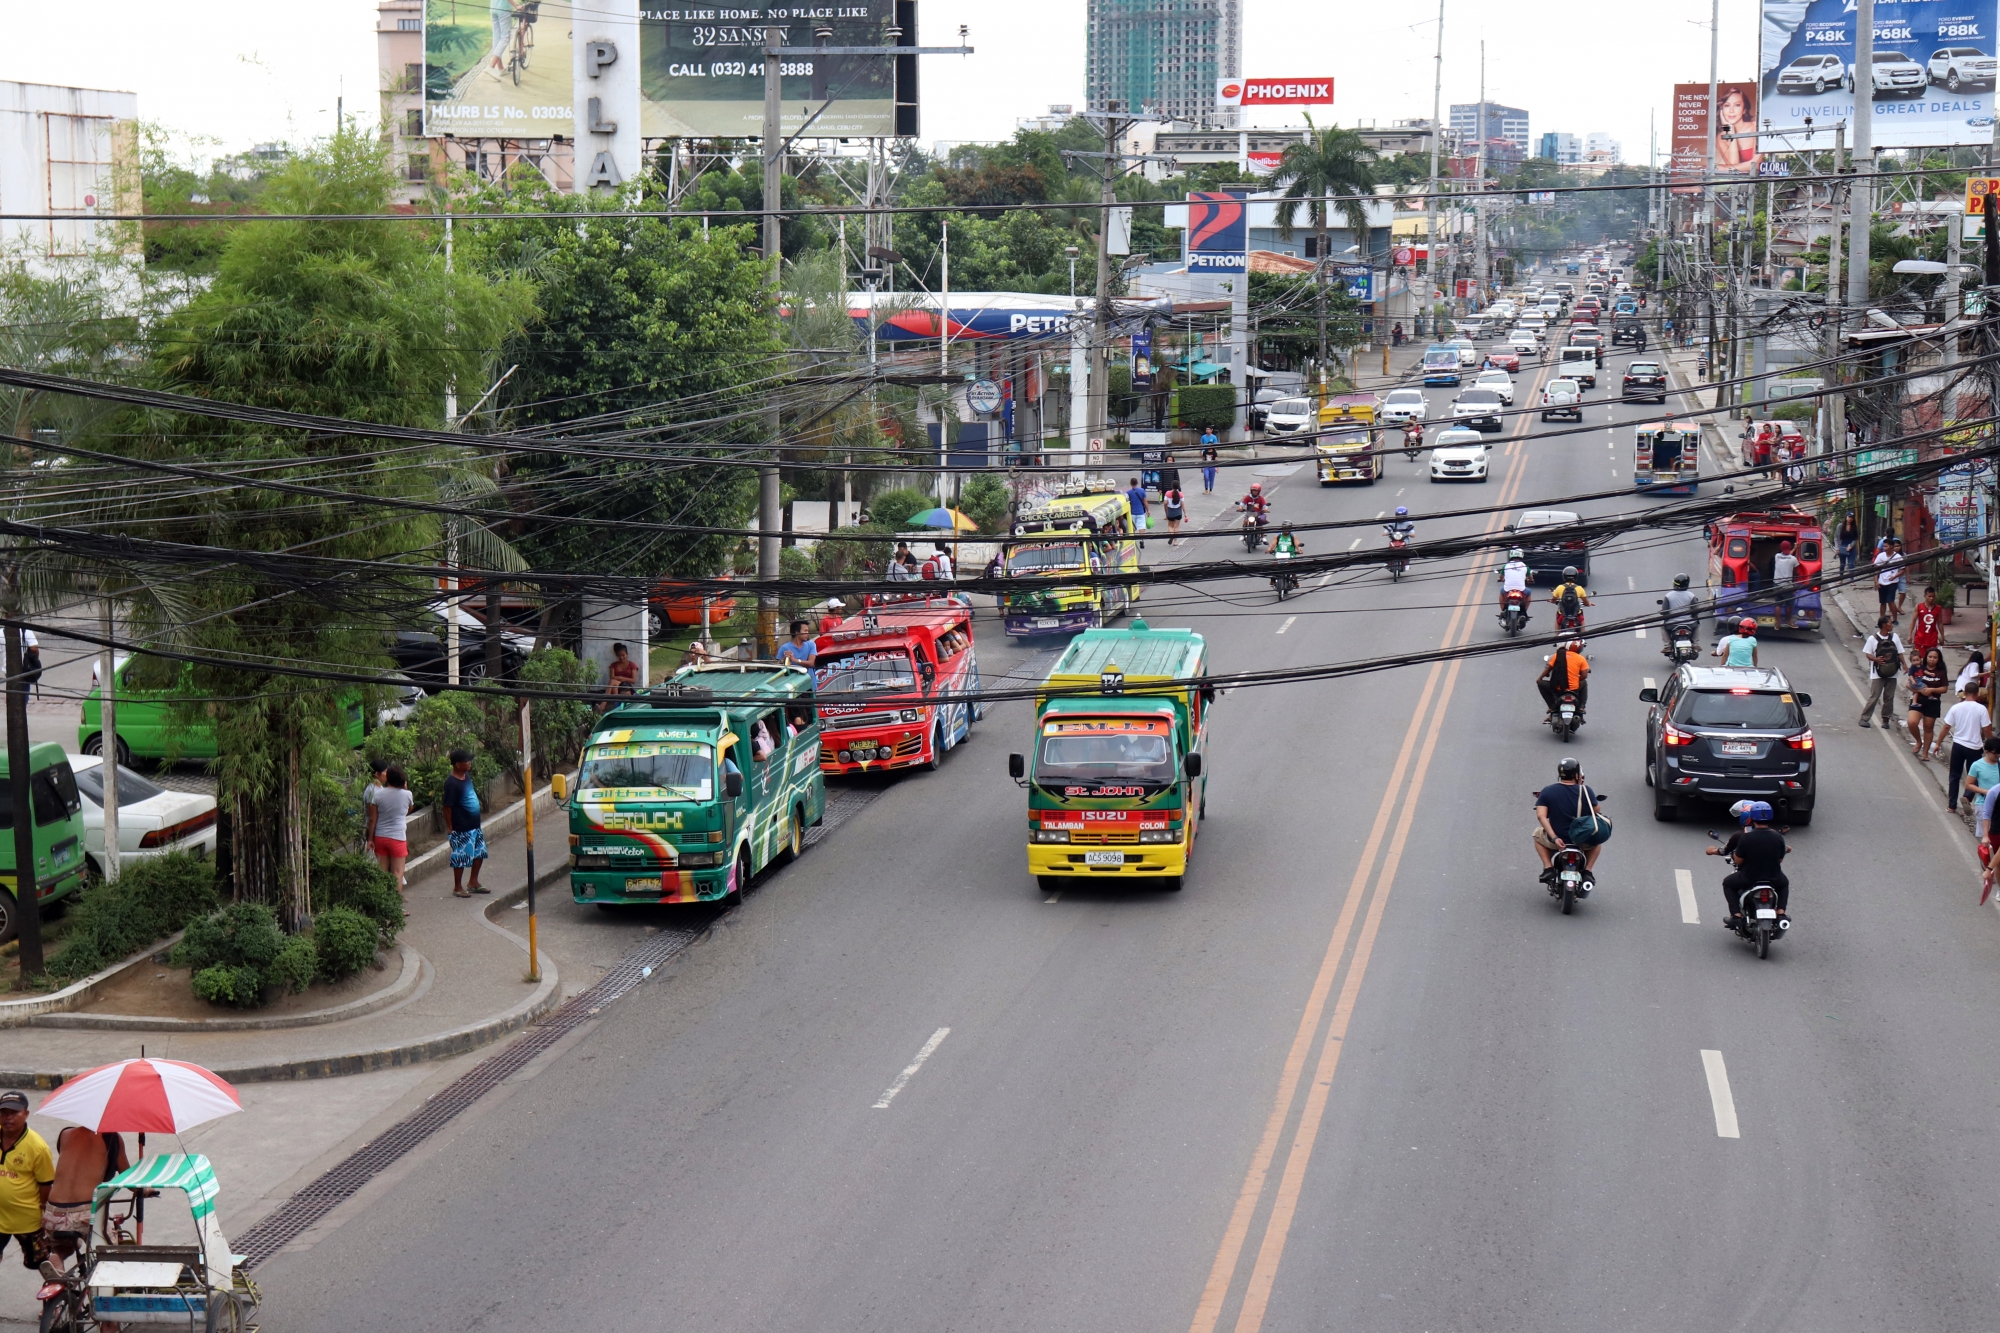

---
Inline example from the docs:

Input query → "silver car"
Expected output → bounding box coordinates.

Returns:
[1853,50,1930,97]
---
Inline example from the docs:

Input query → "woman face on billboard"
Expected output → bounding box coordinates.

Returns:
[1716,88,1759,169]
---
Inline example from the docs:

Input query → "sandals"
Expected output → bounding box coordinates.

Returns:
[453,887,472,898]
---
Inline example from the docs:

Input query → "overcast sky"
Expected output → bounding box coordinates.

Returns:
[2,0,1759,169]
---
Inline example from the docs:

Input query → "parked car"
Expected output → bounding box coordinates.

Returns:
[1429,427,1491,483]
[1852,49,1930,97]
[83,655,365,765]
[1474,368,1516,405]
[1930,45,1997,90]
[66,753,218,880]
[1541,378,1584,421]
[1380,388,1428,427]
[1622,360,1669,403]
[1777,53,1845,94]
[390,604,535,689]
[1452,387,1506,431]
[1639,666,1816,824]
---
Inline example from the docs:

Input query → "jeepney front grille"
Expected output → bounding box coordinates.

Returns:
[823,711,897,732]
[894,734,924,756]
[1069,829,1140,845]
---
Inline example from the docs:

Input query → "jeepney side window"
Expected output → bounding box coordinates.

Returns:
[751,712,781,761]
[1795,539,1820,563]
[786,705,816,737]
[718,742,741,795]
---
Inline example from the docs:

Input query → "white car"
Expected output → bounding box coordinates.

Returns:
[1930,45,1997,91]
[1474,369,1515,405]
[1451,387,1505,431]
[1450,339,1481,367]
[1264,396,1315,436]
[1429,427,1490,483]
[1853,49,1930,97]
[1380,388,1429,426]
[1540,378,1584,421]
[67,754,218,879]
[1508,331,1543,360]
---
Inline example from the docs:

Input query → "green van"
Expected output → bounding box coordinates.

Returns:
[0,741,87,943]
[80,654,366,764]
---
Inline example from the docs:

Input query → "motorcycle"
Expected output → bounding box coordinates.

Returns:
[1710,831,1790,959]
[1269,548,1300,600]
[1546,843,1591,915]
[1385,532,1409,582]
[1403,424,1423,461]
[1498,588,1531,636]
[1240,512,1267,552]
[1555,608,1586,637]
[1659,602,1700,663]
[1549,688,1584,741]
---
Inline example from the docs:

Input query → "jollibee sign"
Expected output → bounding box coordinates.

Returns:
[1215,77,1335,108]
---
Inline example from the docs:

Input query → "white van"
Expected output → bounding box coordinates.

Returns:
[1558,345,1598,387]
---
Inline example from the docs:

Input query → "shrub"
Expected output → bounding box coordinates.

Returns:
[865,486,933,532]
[361,691,500,819]
[518,647,597,777]
[175,901,304,1008]
[814,523,893,580]
[311,853,406,945]
[312,906,380,982]
[268,934,318,994]
[958,473,1010,535]
[191,964,262,1008]
[42,853,219,983]
[1174,385,1236,433]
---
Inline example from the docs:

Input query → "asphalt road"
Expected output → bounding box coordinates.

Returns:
[255,321,2000,1333]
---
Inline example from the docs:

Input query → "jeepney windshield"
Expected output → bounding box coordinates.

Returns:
[815,648,917,694]
[1323,427,1368,449]
[1035,717,1176,785]
[1007,542,1087,573]
[578,741,713,799]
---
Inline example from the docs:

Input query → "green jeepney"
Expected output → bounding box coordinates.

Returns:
[557,663,826,906]
[0,742,87,942]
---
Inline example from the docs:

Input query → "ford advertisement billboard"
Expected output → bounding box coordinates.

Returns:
[1761,0,2000,148]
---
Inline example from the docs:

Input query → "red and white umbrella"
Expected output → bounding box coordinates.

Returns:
[36,1058,241,1134]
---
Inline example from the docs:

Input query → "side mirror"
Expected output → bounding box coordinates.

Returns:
[1638,687,1659,703]
[725,771,744,800]
[1183,752,1203,778]
[550,773,568,802]
[1502,523,1516,533]
[1008,753,1026,779]
[1796,692,1813,708]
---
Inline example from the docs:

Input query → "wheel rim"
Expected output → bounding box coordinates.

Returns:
[790,812,802,857]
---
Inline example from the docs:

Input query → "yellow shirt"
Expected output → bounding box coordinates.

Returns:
[0,1128,53,1234]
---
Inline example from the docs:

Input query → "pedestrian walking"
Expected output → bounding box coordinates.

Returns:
[1873,541,1902,622]
[443,748,488,897]
[1859,615,1905,729]
[1200,441,1219,493]
[1836,512,1859,577]
[1944,685,1995,812]
[370,766,414,894]
[1125,477,1150,533]
[1910,585,1944,662]
[1891,537,1909,617]
[1965,736,2000,820]
[1907,646,1950,760]
[0,1091,52,1273]
[1162,483,1186,546]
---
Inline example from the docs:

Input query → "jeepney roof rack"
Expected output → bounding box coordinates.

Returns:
[1720,505,1817,527]
[1051,477,1123,498]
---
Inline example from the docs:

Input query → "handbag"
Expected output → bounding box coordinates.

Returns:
[1567,784,1613,846]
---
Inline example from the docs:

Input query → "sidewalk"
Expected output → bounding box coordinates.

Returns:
[0,791,569,1088]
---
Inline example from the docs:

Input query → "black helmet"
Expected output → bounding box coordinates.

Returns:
[1673,572,1691,589]
[1558,757,1582,780]
[1562,565,1579,579]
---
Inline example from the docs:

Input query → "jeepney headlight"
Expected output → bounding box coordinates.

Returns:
[1139,829,1179,844]
[678,851,724,868]
[1033,829,1072,843]
[900,709,920,722]
[837,749,852,763]
[572,854,612,869]
[876,746,893,759]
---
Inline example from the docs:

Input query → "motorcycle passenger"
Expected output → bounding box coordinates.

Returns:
[1660,572,1699,652]
[1550,566,1591,632]
[1704,799,1789,926]
[1712,616,1760,667]
[1533,757,1606,885]
[1384,506,1415,543]
[1537,637,1591,720]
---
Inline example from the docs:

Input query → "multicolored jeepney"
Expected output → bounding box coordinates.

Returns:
[1633,419,1702,495]
[558,663,826,906]
[815,599,983,774]
[1009,621,1211,891]
[999,480,1143,640]
[1316,393,1381,485]
[1707,505,1825,634]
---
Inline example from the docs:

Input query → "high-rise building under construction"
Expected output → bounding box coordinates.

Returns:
[1085,0,1240,124]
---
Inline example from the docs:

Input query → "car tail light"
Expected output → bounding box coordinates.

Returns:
[1787,730,1814,751]
[139,808,218,848]
[1663,724,1693,747]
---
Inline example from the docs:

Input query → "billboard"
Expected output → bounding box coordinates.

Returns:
[1760,0,2000,148]
[424,0,575,138]
[1215,77,1334,108]
[1186,191,1248,273]
[1671,81,1761,192]
[639,1,911,138]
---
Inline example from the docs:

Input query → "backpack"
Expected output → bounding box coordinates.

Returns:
[920,559,939,581]
[1559,585,1582,618]
[1871,635,1903,678]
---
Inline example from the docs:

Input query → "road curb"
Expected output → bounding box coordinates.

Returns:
[0,930,187,1028]
[23,943,424,1033]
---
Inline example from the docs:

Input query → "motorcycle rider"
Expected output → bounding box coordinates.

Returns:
[1659,572,1699,655]
[1383,506,1415,543]
[1533,756,1606,886]
[1498,546,1532,623]
[1550,565,1592,632]
[1403,420,1424,454]
[1271,523,1303,557]
[1704,799,1789,927]
[1236,481,1271,549]
[1537,637,1591,721]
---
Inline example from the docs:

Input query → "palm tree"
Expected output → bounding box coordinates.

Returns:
[1267,117,1379,378]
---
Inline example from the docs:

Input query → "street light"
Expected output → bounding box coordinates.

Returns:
[1065,245,1080,296]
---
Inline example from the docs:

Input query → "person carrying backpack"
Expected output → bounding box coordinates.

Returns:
[1859,613,1905,729]
[1550,566,1591,634]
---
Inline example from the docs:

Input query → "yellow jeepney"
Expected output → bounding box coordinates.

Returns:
[999,480,1143,641]
[1316,392,1381,485]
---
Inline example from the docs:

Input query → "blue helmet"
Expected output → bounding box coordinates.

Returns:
[1395,506,1409,517]
[1728,800,1757,823]
[1749,801,1775,823]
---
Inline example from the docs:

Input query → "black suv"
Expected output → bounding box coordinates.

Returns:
[1611,316,1647,349]
[1640,666,1815,823]
[1622,360,1668,403]
[388,608,531,689]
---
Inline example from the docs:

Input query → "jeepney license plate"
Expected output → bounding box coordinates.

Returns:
[1035,618,1060,629]
[624,877,663,892]
[1083,850,1126,866]
[1719,741,1757,755]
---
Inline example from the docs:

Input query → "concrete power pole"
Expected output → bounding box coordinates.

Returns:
[1847,0,1876,320]
[757,23,785,658]
[1425,0,1445,336]
[1089,106,1120,443]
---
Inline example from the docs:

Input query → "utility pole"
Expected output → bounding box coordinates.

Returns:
[1825,123,1847,465]
[758,23,785,657]
[1475,43,1488,303]
[1703,0,1720,385]
[1089,105,1120,443]
[1425,0,1445,337]
[1847,0,1875,321]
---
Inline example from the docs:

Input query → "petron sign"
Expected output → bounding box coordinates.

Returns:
[1185,191,1249,273]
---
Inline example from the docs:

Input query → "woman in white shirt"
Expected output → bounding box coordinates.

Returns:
[371,766,416,894]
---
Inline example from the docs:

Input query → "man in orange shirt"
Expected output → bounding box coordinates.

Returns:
[1537,639,1591,720]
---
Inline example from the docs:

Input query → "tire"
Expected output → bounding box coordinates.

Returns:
[1160,875,1184,892]
[1812,78,1825,94]
[1036,874,1065,893]
[1756,926,1771,959]
[774,807,803,866]
[1788,806,1813,826]
[81,731,132,767]
[1949,70,1963,91]
[722,847,750,906]
[1560,881,1575,915]
[41,1295,79,1333]
[0,885,15,946]
[922,722,945,771]
[1653,782,1679,821]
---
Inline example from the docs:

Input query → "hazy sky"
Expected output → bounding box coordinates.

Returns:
[2,0,1760,169]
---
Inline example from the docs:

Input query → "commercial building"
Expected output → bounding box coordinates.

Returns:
[1449,102,1529,157]
[1537,131,1581,165]
[1086,0,1240,124]
[0,80,140,276]
[1584,131,1622,163]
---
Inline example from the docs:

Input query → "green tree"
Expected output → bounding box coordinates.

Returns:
[1265,117,1378,371]
[142,131,532,929]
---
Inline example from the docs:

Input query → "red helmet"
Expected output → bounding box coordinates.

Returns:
[1739,617,1757,632]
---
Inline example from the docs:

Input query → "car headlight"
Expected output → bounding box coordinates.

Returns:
[1139,829,1179,844]
[1033,829,1072,843]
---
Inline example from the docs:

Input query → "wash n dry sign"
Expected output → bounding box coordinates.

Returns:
[1215,78,1334,107]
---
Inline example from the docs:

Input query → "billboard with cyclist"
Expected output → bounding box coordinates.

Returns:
[425,0,575,138]
[639,0,906,138]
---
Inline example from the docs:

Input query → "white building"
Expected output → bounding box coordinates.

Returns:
[1584,131,1621,163]
[0,81,140,276]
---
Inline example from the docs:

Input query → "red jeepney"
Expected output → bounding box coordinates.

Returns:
[1706,506,1824,633]
[814,598,984,774]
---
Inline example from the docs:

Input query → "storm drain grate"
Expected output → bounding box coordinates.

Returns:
[234,785,889,1270]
